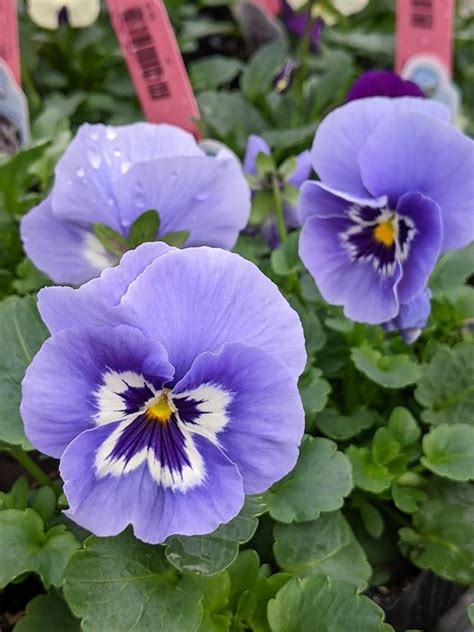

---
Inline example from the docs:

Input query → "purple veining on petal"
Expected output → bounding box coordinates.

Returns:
[346,70,425,102]
[119,380,155,415]
[174,395,205,425]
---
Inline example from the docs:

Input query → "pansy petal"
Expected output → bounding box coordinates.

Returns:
[384,287,431,344]
[20,197,115,285]
[395,191,442,303]
[38,242,171,335]
[119,248,306,381]
[299,215,401,323]
[52,123,203,231]
[21,324,173,458]
[113,155,250,248]
[61,425,244,543]
[298,180,388,224]
[312,97,449,197]
[358,112,474,251]
[243,134,271,175]
[288,150,312,188]
[174,342,304,494]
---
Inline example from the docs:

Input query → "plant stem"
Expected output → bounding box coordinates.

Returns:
[10,447,56,490]
[272,176,287,244]
[296,0,318,116]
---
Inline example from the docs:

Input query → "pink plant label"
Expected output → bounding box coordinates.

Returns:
[250,0,281,17]
[106,0,200,137]
[395,0,454,77]
[0,0,21,85]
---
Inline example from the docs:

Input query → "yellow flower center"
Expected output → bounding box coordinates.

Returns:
[146,391,173,424]
[373,220,396,246]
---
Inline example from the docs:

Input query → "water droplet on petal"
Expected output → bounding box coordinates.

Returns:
[106,128,118,141]
[195,192,207,201]
[171,171,179,179]
[76,167,85,178]
[113,148,121,158]
[120,161,131,174]
[89,130,99,141]
[87,149,102,170]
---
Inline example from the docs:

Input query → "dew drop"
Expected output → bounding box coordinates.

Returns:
[106,128,118,141]
[113,148,122,158]
[120,160,131,174]
[76,167,85,178]
[195,192,207,201]
[89,130,99,141]
[87,149,102,170]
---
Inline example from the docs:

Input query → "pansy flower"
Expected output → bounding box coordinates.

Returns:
[244,134,312,246]
[21,123,250,285]
[383,288,431,344]
[346,70,425,102]
[21,244,306,543]
[298,97,474,324]
[27,0,100,29]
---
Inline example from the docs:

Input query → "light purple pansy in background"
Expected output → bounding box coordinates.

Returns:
[21,123,250,286]
[383,287,431,345]
[346,70,425,102]
[298,96,474,325]
[21,244,306,543]
[244,134,312,246]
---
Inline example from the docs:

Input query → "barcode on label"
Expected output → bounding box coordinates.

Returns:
[122,6,170,100]
[411,0,433,29]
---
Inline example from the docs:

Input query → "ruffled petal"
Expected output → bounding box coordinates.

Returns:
[21,324,173,458]
[61,425,244,543]
[299,214,401,323]
[20,197,115,285]
[37,242,171,335]
[312,96,449,197]
[395,191,442,303]
[358,111,474,252]
[113,154,250,249]
[52,123,203,231]
[119,247,306,381]
[174,342,304,494]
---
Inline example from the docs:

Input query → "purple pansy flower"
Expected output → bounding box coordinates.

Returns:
[21,123,250,286]
[298,97,474,324]
[21,243,305,543]
[383,287,431,344]
[244,134,312,246]
[346,70,425,102]
[282,1,324,49]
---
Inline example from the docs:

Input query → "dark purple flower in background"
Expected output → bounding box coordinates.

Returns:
[244,134,312,247]
[282,1,324,49]
[383,287,431,344]
[21,123,250,286]
[21,244,306,543]
[347,70,425,102]
[298,97,474,325]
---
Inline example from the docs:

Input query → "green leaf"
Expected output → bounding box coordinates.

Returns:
[299,368,331,419]
[92,223,128,257]
[15,591,80,632]
[165,496,265,575]
[415,342,474,425]
[186,572,232,632]
[278,156,297,180]
[255,151,275,178]
[421,424,474,481]
[399,480,474,584]
[0,296,48,447]
[270,232,301,276]
[0,509,79,588]
[190,55,243,91]
[316,406,375,441]
[267,436,352,523]
[249,190,273,226]
[241,40,287,100]
[12,259,49,295]
[0,477,29,510]
[267,575,392,632]
[29,486,57,524]
[159,230,190,247]
[128,209,160,248]
[391,483,427,514]
[251,572,291,632]
[63,530,204,631]
[387,407,420,445]
[346,446,393,494]
[429,242,474,295]
[359,502,384,539]
[351,343,420,388]
[274,511,371,589]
